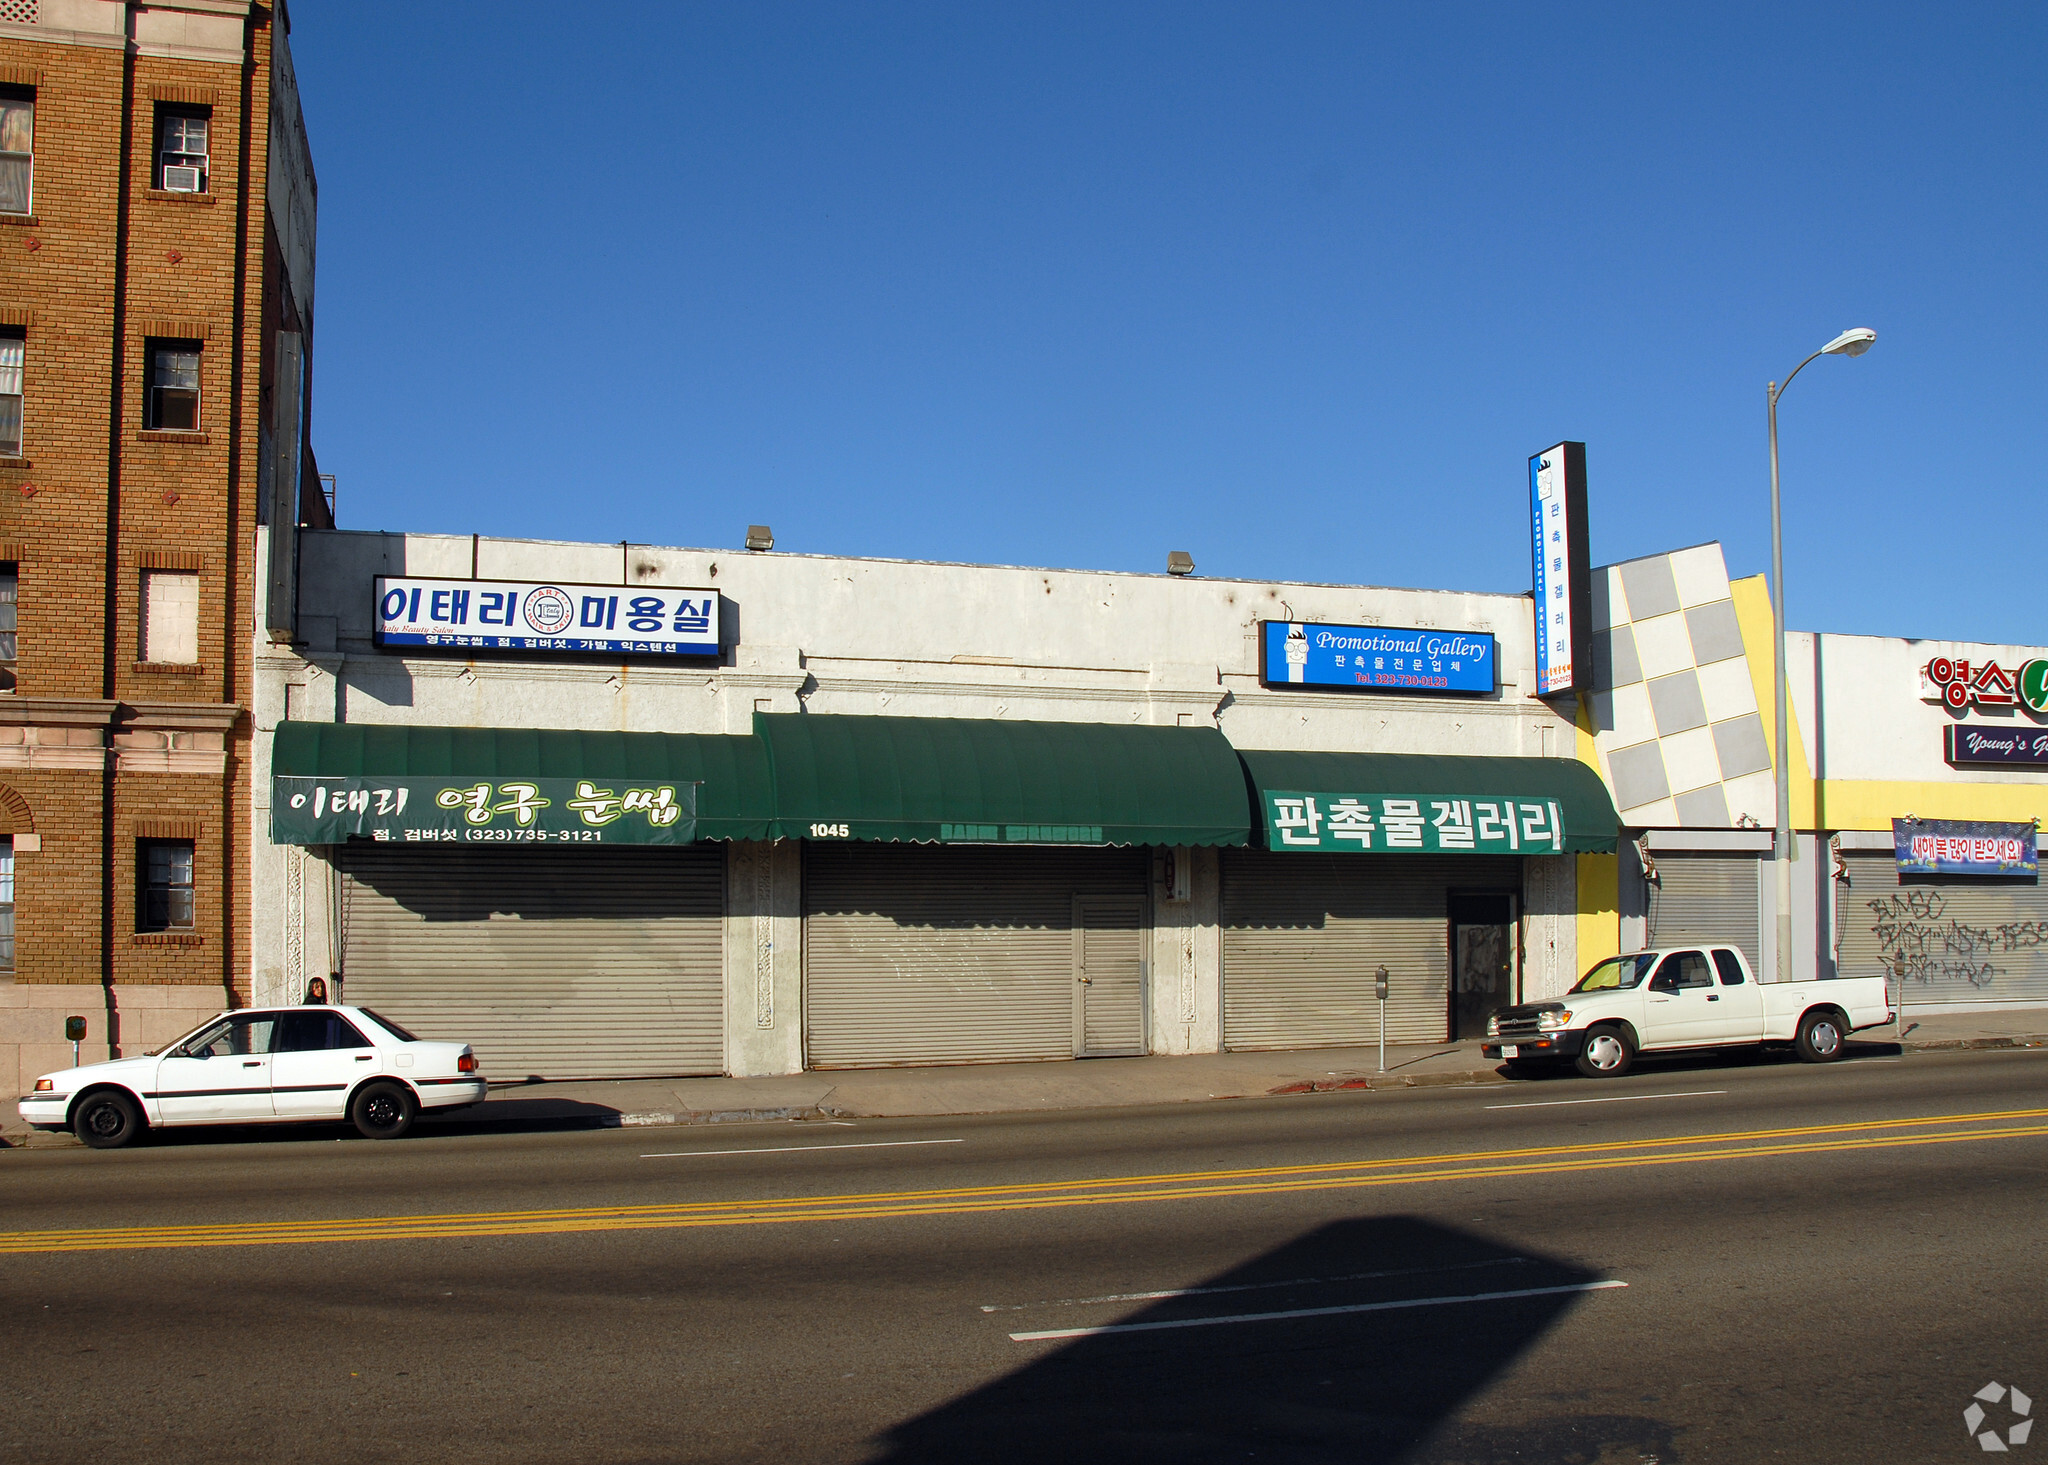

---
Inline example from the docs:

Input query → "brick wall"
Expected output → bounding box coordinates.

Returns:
[0,6,296,1086]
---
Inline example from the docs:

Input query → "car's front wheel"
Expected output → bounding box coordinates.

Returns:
[349,1081,416,1140]
[1574,1025,1636,1079]
[74,1089,144,1149]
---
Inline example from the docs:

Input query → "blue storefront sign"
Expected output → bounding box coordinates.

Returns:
[1893,818,2038,877]
[375,576,720,657]
[1259,621,1496,694]
[1946,724,2048,768]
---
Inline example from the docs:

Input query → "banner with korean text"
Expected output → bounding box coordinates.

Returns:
[1262,790,1565,854]
[1892,818,2037,878]
[272,776,698,846]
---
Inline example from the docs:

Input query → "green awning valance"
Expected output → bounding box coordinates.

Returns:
[752,713,1252,847]
[271,721,776,842]
[1236,749,1620,855]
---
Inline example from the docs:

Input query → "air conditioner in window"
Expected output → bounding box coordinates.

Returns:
[161,165,203,193]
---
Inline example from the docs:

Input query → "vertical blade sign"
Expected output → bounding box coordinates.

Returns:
[1529,441,1590,699]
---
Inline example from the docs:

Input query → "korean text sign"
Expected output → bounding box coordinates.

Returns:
[1263,790,1564,854]
[271,776,699,846]
[1260,622,1496,694]
[1529,442,1590,699]
[1893,818,2037,877]
[374,577,720,657]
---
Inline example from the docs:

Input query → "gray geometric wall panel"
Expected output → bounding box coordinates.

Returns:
[1608,741,1672,811]
[1712,714,1772,779]
[1674,783,1732,827]
[1649,670,1708,736]
[1685,600,1746,666]
[1620,556,1681,620]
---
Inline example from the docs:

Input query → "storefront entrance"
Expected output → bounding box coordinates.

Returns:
[1448,890,1518,1039]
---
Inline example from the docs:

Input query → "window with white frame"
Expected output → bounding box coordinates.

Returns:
[0,89,30,216]
[0,335,19,456]
[146,341,201,431]
[0,836,14,972]
[140,839,194,931]
[157,108,208,193]
[141,569,199,664]
[0,564,16,693]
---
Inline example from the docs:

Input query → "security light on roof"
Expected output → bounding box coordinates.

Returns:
[1166,551,1195,577]
[744,525,774,551]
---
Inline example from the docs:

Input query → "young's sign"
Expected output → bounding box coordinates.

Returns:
[1893,818,2038,878]
[272,776,699,846]
[1259,622,1496,694]
[1945,725,2048,768]
[374,577,720,657]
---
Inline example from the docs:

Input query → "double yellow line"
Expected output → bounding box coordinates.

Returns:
[7,1105,2047,1255]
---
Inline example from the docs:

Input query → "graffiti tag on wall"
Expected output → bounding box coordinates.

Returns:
[1865,890,2048,988]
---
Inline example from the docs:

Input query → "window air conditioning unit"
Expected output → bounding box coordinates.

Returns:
[162,165,202,193]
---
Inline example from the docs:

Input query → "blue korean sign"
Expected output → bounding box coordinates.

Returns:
[374,577,720,657]
[1893,818,2038,878]
[1259,622,1496,694]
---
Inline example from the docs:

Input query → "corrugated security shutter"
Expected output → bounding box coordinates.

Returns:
[1835,850,2048,1006]
[340,845,724,1080]
[1647,853,1762,973]
[1221,852,1520,1049]
[804,845,1146,1068]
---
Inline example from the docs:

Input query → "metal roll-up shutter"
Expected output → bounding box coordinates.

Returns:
[1647,854,1762,972]
[803,844,1147,1068]
[1221,852,1520,1049]
[339,844,725,1080]
[1836,850,2048,1006]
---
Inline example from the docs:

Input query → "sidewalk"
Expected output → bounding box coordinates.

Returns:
[6,1008,2046,1146]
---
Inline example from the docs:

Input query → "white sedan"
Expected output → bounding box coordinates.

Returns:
[17,1005,486,1148]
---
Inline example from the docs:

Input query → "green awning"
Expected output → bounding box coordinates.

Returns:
[1236,749,1620,855]
[752,713,1252,847]
[271,721,776,842]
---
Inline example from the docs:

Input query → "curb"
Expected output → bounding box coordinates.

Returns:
[1899,1036,2048,1052]
[1267,1069,1505,1095]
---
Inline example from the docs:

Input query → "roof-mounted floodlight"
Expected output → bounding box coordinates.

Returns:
[1166,551,1195,576]
[744,525,774,551]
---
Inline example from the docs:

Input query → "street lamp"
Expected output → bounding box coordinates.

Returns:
[1767,326,1876,984]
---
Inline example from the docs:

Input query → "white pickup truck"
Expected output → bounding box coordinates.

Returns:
[1480,945,1894,1078]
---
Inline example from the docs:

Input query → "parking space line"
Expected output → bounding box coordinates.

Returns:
[640,1139,965,1159]
[1008,1280,1628,1341]
[1485,1090,1727,1110]
[980,1255,1529,1312]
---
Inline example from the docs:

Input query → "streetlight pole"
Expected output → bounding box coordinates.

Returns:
[1766,327,1876,984]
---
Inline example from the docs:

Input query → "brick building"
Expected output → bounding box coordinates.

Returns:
[0,0,323,1092]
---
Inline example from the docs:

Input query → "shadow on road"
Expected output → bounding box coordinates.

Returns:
[1497,1038,1903,1081]
[865,1215,1673,1465]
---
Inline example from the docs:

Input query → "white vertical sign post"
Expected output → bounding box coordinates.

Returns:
[1529,442,1590,700]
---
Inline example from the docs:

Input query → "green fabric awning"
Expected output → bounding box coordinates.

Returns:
[271,721,777,841]
[752,713,1252,847]
[1236,749,1620,854]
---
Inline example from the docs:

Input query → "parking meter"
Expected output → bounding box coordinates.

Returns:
[65,1014,86,1067]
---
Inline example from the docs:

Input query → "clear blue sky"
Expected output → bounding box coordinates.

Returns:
[291,2,2046,645]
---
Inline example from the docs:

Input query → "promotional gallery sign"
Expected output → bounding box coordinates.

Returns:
[1263,790,1565,854]
[272,776,698,846]
[1946,724,2048,768]
[1893,818,2038,877]
[374,577,720,657]
[1259,622,1496,694]
[1529,442,1591,699]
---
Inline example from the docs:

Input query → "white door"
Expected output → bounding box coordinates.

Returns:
[152,1013,278,1124]
[270,1009,382,1118]
[1700,948,1766,1041]
[1641,951,1719,1046]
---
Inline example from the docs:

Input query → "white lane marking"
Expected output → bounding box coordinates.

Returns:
[1009,1280,1628,1341]
[981,1255,1529,1313]
[640,1139,965,1159]
[1485,1089,1727,1110]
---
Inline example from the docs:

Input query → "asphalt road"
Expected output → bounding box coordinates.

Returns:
[4,1046,2047,1464]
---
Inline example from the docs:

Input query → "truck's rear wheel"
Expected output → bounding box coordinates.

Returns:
[1574,1025,1635,1079]
[1794,1008,1847,1062]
